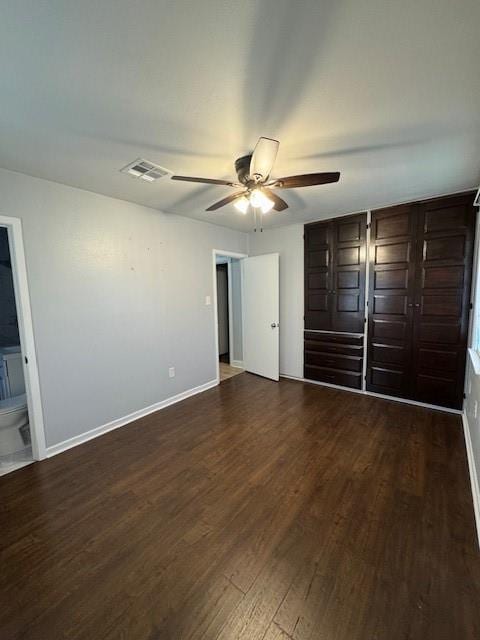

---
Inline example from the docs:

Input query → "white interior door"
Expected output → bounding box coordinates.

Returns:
[242,253,279,381]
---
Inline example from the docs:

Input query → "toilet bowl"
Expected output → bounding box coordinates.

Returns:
[0,394,29,456]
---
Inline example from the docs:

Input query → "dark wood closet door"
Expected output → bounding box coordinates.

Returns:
[304,220,334,330]
[331,213,367,333]
[304,214,367,389]
[411,193,475,409]
[366,204,417,398]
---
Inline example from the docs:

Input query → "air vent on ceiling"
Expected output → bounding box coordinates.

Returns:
[120,158,171,182]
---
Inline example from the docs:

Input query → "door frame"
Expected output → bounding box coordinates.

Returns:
[216,262,230,361]
[0,214,47,460]
[212,249,248,384]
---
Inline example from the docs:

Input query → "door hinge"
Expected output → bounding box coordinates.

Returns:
[463,392,467,399]
[24,356,28,365]
[366,223,371,230]
[470,302,473,310]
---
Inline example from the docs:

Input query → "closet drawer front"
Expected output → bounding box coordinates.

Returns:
[304,331,364,389]
[304,339,363,357]
[305,350,362,372]
[304,331,363,346]
[304,365,362,389]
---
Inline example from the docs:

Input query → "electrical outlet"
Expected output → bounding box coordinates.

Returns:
[168,367,175,378]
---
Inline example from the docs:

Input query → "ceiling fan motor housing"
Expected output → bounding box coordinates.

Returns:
[235,154,253,184]
[170,137,340,215]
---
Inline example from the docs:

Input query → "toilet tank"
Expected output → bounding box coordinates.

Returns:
[0,348,25,399]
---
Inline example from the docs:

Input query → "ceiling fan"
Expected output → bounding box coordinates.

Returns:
[171,137,340,216]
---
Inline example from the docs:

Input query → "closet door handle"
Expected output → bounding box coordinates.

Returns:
[414,303,420,308]
[408,303,413,308]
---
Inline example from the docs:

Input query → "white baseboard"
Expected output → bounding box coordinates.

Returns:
[230,360,244,369]
[462,411,480,549]
[47,379,218,458]
[281,374,462,415]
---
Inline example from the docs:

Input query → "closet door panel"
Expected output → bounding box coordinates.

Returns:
[371,343,406,366]
[366,205,416,398]
[331,213,367,333]
[412,193,475,409]
[304,221,333,330]
[304,214,366,390]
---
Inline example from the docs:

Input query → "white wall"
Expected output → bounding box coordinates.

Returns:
[0,168,247,448]
[248,225,304,377]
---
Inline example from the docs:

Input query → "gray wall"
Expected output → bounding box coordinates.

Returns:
[0,168,247,447]
[248,225,304,377]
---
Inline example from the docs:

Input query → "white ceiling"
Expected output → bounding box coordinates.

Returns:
[0,0,479,231]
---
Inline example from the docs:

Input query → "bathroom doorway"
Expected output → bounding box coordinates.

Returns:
[0,216,45,475]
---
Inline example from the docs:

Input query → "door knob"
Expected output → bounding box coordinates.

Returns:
[271,322,279,328]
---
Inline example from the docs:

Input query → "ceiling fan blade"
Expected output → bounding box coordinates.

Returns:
[249,137,279,181]
[271,172,340,189]
[206,191,246,211]
[262,188,289,212]
[171,175,239,187]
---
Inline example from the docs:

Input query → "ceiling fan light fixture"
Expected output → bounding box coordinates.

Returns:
[169,136,340,223]
[234,196,250,214]
[250,189,274,213]
[260,199,274,214]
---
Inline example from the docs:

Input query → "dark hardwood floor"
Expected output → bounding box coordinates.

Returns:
[1,374,479,639]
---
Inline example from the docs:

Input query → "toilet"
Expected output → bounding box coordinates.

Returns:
[0,394,29,455]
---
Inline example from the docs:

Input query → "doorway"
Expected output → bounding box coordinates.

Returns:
[212,250,280,384]
[215,253,245,383]
[0,215,45,475]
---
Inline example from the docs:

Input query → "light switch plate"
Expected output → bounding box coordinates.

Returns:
[205,295,211,306]
[168,367,175,378]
